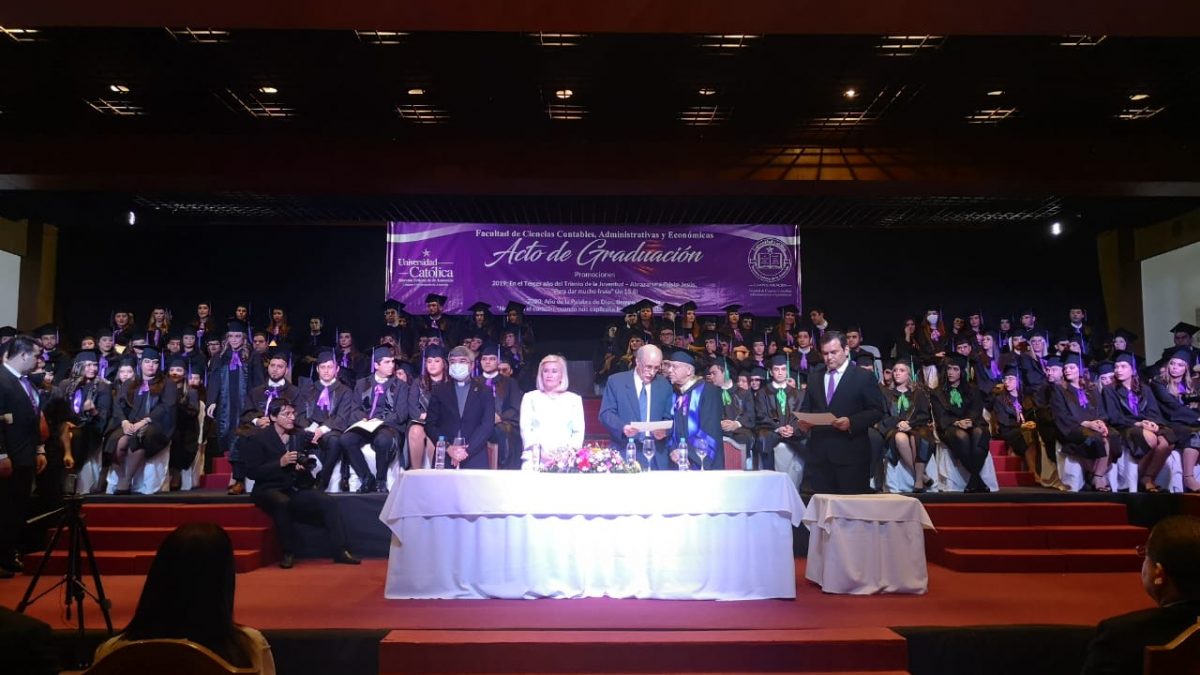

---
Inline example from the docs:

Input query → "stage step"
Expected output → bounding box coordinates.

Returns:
[27,548,265,576]
[379,627,909,674]
[54,525,273,551]
[937,548,1142,573]
[213,456,233,473]
[80,503,272,528]
[995,471,1039,488]
[923,502,1144,573]
[202,472,233,490]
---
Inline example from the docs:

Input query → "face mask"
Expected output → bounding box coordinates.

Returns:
[448,363,471,381]
[927,314,939,324]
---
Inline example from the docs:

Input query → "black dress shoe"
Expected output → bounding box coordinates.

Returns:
[357,477,377,494]
[376,481,389,494]
[338,477,350,492]
[113,488,132,496]
[333,550,361,565]
[279,553,295,569]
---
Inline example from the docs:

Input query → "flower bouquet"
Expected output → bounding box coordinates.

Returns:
[540,443,641,474]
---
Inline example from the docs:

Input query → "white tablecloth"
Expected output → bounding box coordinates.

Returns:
[802,493,934,595]
[379,470,805,600]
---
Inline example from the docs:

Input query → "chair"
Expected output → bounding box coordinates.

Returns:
[1056,442,1119,492]
[86,639,258,675]
[1115,448,1183,493]
[1144,620,1200,675]
[104,443,171,495]
[884,458,940,493]
[325,443,403,493]
[932,441,1000,492]
[722,439,745,470]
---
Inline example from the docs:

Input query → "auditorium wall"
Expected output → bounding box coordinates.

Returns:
[53,222,1107,360]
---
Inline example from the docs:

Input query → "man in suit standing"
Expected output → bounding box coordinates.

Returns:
[426,346,495,469]
[0,336,46,579]
[599,344,673,470]
[1082,515,1200,675]
[796,331,885,495]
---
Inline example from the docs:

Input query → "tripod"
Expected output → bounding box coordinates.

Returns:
[18,494,114,665]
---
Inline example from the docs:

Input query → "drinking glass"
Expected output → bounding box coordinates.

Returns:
[642,438,655,472]
[696,440,709,472]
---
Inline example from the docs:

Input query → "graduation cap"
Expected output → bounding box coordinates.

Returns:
[1001,364,1021,379]
[504,301,526,314]
[722,304,742,315]
[679,301,698,313]
[265,347,291,362]
[1114,352,1138,368]
[661,302,680,314]
[1096,361,1115,376]
[468,301,493,314]
[629,298,656,313]
[767,353,790,368]
[710,356,734,373]
[225,318,249,335]
[953,333,974,348]
[1111,328,1139,344]
[881,358,896,370]
[700,316,719,329]
[943,353,969,371]
[1165,347,1195,364]
[853,352,875,368]
[749,367,768,380]
[1170,322,1200,337]
[316,349,337,365]
[371,345,394,363]
[669,350,695,367]
[116,354,137,369]
[32,323,57,338]
[777,304,800,316]
[204,334,223,345]
[141,347,161,362]
[395,360,416,379]
[479,341,501,357]
[0,326,16,339]
[165,354,187,370]
[619,302,639,316]
[423,344,448,360]
[73,350,98,365]
[1018,308,1037,318]
[424,293,448,306]
[382,299,405,312]
[1044,355,1063,369]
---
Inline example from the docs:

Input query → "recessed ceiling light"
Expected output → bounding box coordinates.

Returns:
[986,90,1004,96]
[1050,221,1063,236]
[1129,93,1149,101]
[555,89,574,100]
[407,88,426,96]
[698,88,716,96]
[843,88,857,99]
[258,85,278,95]
[109,84,130,93]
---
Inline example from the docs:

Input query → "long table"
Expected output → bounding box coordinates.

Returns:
[379,470,805,600]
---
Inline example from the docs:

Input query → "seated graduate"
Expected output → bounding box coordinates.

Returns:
[426,346,496,469]
[664,350,724,470]
[189,301,217,346]
[915,309,950,387]
[241,349,300,430]
[106,347,178,494]
[1018,331,1054,389]
[498,326,528,378]
[1097,360,1116,388]
[145,304,172,350]
[464,302,497,343]
[165,355,203,491]
[479,343,523,469]
[519,354,584,464]
[95,330,120,381]
[707,357,755,456]
[1160,322,1200,374]
[294,350,356,490]
[1103,327,1139,365]
[406,344,448,470]
[718,304,745,346]
[1052,353,1114,491]
[774,304,801,352]
[1100,353,1176,493]
[48,351,111,494]
[970,331,1006,399]
[1081,515,1200,675]
[740,332,770,373]
[931,353,992,492]
[338,346,410,492]
[879,359,934,493]
[501,301,535,349]
[752,353,806,474]
[1149,348,1200,493]
[239,399,359,569]
[1030,355,1066,489]
[31,323,71,387]
[990,364,1042,478]
[332,328,369,389]
[93,523,276,674]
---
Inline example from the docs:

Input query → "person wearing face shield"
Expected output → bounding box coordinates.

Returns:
[424,346,495,469]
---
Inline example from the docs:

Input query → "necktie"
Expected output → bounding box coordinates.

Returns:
[637,383,648,425]
[1126,390,1138,413]
[486,378,497,395]
[264,387,278,413]
[799,352,808,370]
[826,370,837,403]
[19,376,38,410]
[775,387,787,416]
[229,351,242,371]
[1076,386,1089,408]
[368,384,384,418]
[317,385,331,412]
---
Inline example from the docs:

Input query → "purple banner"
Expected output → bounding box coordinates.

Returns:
[386,223,801,315]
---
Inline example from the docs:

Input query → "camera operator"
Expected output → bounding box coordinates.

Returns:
[240,398,361,569]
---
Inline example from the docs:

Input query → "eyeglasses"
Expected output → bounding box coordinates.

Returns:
[1135,544,1148,558]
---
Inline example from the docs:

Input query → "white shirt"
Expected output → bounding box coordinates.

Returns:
[520,390,585,452]
[826,358,850,397]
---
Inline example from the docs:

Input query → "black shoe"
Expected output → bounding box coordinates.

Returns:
[376,480,389,494]
[338,477,350,492]
[279,553,294,569]
[113,488,132,496]
[357,477,377,494]
[333,550,361,565]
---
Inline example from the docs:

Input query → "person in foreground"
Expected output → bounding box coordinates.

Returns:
[240,398,360,568]
[1081,515,1200,675]
[93,523,276,675]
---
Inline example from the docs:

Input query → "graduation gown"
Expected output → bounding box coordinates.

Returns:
[669,380,724,470]
[1050,383,1111,459]
[482,373,523,467]
[1148,379,1200,451]
[915,329,950,368]
[879,386,934,464]
[110,377,179,456]
[333,349,370,389]
[719,385,756,448]
[295,380,356,433]
[240,382,300,426]
[1099,383,1174,458]
[207,349,265,443]
[350,375,410,430]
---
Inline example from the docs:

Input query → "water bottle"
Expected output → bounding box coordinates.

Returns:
[625,438,637,466]
[676,439,690,471]
[434,436,447,470]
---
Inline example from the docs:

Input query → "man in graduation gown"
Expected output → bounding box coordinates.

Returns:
[663,350,724,470]
[339,346,409,492]
[796,331,887,495]
[1060,305,1101,359]
[754,353,807,478]
[296,314,331,385]
[32,324,71,387]
[240,350,300,429]
[425,346,495,469]
[479,343,523,469]
[294,350,357,491]
[708,357,755,467]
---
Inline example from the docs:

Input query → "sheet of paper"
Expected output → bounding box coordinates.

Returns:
[793,412,836,426]
[630,420,674,433]
[348,418,384,434]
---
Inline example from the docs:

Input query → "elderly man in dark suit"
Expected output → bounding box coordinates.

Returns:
[1082,515,1200,675]
[426,346,495,469]
[796,330,886,495]
[0,336,46,578]
[598,343,673,470]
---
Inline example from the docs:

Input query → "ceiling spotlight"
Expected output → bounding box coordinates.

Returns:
[698,88,716,96]
[258,85,278,94]
[407,87,425,96]
[1129,93,1149,101]
[986,89,1004,96]
[1050,221,1063,236]
[843,88,858,99]
[109,84,130,93]
[127,210,137,226]
[555,89,574,100]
